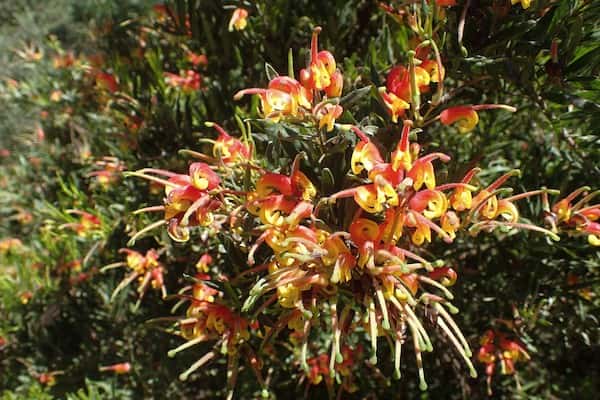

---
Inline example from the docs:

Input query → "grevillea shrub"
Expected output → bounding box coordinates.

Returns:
[0,1,598,399]
[124,13,598,399]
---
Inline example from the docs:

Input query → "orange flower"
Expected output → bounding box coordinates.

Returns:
[255,173,293,197]
[440,106,479,133]
[205,123,250,164]
[440,211,460,239]
[325,70,344,98]
[435,0,457,6]
[406,212,432,245]
[164,70,202,92]
[53,51,76,69]
[88,157,125,189]
[379,88,409,123]
[269,76,313,109]
[306,354,330,385]
[353,184,387,213]
[440,104,517,133]
[510,0,531,9]
[407,153,450,190]
[38,372,61,386]
[196,253,213,272]
[350,127,384,175]
[187,52,208,66]
[496,199,520,223]
[420,59,445,83]
[95,71,119,93]
[349,218,379,267]
[191,273,219,303]
[584,222,600,246]
[19,291,33,304]
[248,167,316,230]
[386,65,430,101]
[315,102,343,132]
[300,27,343,97]
[477,343,496,365]
[409,190,448,219]
[476,329,530,394]
[428,266,457,286]
[189,162,220,191]
[391,120,414,171]
[62,210,102,237]
[128,163,223,242]
[380,208,406,245]
[235,87,299,122]
[228,8,249,31]
[449,168,479,211]
[471,190,499,219]
[112,248,167,300]
[323,235,356,283]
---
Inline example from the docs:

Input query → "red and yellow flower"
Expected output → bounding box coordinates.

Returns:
[228,8,249,31]
[235,27,344,128]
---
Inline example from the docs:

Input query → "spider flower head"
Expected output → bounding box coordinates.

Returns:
[235,27,344,128]
[61,210,102,237]
[548,187,600,244]
[105,248,167,302]
[127,162,222,243]
[299,27,344,97]
[165,70,202,93]
[88,157,125,189]
[205,122,250,164]
[477,330,530,395]
[169,293,252,383]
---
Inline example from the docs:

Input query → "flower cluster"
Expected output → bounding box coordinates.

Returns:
[477,329,530,395]
[164,70,202,93]
[305,345,362,393]
[168,255,253,383]
[546,187,600,246]
[131,121,491,392]
[128,162,223,243]
[235,27,343,131]
[124,22,598,397]
[87,156,125,190]
[103,248,166,304]
[60,210,102,237]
